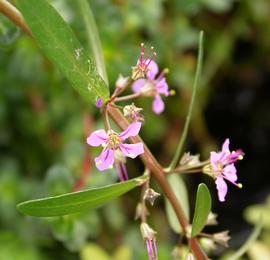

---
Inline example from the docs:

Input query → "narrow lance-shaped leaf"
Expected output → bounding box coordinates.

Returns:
[16,0,109,104]
[168,31,204,171]
[191,183,211,237]
[17,176,147,217]
[77,0,108,85]
[165,174,190,234]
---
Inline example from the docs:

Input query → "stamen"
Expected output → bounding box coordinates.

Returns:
[169,89,176,96]
[237,183,243,188]
[222,175,242,189]
[238,155,243,160]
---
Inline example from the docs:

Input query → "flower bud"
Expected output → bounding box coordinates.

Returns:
[135,202,149,220]
[213,230,230,247]
[143,188,160,206]
[206,212,218,226]
[180,152,201,166]
[95,98,103,108]
[185,252,195,260]
[140,223,157,241]
[200,238,216,252]
[140,223,158,260]
[116,74,129,89]
[123,103,144,122]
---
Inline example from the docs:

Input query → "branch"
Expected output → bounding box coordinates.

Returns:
[0,3,207,259]
[108,105,207,259]
[0,0,32,36]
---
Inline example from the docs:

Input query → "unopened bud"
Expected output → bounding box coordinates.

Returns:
[185,225,192,239]
[185,252,195,260]
[140,223,156,241]
[200,238,216,252]
[143,188,160,206]
[95,98,103,108]
[180,152,201,166]
[135,202,149,220]
[206,212,218,226]
[116,74,129,89]
[123,103,144,122]
[213,230,230,247]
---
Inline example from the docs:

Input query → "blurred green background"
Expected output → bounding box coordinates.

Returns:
[0,0,270,259]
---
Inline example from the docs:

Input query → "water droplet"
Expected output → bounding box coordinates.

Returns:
[74,48,82,60]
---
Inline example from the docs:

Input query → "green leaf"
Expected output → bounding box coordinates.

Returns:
[191,183,211,237]
[165,174,189,234]
[17,176,147,217]
[77,0,108,85]
[167,31,204,171]
[16,0,109,104]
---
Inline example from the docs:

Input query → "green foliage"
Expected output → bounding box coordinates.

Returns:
[191,183,211,237]
[17,176,147,217]
[17,0,109,105]
[165,174,189,234]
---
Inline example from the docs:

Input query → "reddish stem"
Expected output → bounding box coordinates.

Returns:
[107,104,207,259]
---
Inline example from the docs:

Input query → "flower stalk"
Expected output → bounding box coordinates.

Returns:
[0,4,208,258]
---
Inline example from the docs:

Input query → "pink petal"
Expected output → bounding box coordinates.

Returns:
[146,59,159,80]
[152,95,165,114]
[222,138,230,153]
[215,177,228,202]
[156,78,169,96]
[94,148,114,171]
[223,164,237,182]
[119,143,144,158]
[87,130,108,147]
[210,152,220,170]
[119,122,142,140]
[132,79,146,93]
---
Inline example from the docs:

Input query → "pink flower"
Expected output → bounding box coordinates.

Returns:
[132,60,169,114]
[87,122,144,171]
[210,139,243,202]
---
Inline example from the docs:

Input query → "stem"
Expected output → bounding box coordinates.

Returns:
[174,169,203,174]
[172,160,210,174]
[103,108,111,131]
[114,92,141,102]
[0,5,207,258]
[0,0,32,36]
[111,77,133,99]
[167,31,204,172]
[108,104,207,260]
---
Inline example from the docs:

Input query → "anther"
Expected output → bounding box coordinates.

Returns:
[237,183,243,188]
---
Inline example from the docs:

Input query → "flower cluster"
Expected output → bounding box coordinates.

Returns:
[205,139,244,202]
[87,122,144,172]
